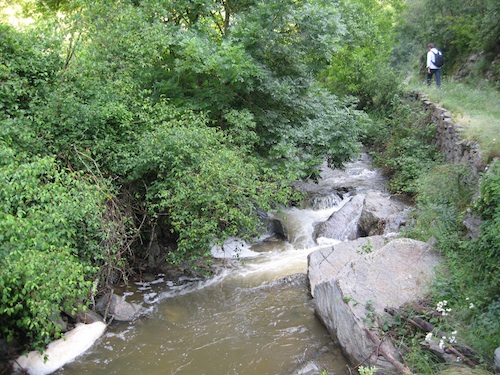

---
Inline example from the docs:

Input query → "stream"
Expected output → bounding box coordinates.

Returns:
[55,154,387,375]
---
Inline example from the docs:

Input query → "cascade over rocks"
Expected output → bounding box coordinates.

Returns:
[315,191,409,242]
[308,238,440,373]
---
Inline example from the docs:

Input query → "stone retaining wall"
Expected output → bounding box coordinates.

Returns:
[417,92,485,175]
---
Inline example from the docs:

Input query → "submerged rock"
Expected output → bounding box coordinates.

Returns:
[96,293,142,321]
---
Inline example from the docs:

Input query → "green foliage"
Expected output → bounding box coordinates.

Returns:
[0,0,392,354]
[321,0,404,109]
[465,299,500,356]
[358,366,378,375]
[404,161,500,359]
[357,239,373,254]
[370,88,498,366]
[0,147,108,350]
[394,0,500,83]
[0,23,62,155]
[414,80,500,162]
[403,164,474,241]
[429,162,500,309]
[368,94,439,195]
[125,103,296,263]
[0,249,91,350]
[402,336,442,374]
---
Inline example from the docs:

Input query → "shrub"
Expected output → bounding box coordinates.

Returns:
[0,147,117,351]
[124,104,296,263]
[368,94,440,195]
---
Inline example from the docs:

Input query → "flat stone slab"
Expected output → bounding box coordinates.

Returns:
[309,238,440,373]
[308,235,389,297]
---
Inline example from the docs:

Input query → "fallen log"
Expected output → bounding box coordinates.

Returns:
[364,328,412,374]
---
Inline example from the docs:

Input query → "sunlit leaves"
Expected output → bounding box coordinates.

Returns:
[0,147,106,350]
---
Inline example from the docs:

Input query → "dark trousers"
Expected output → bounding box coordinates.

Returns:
[427,69,441,88]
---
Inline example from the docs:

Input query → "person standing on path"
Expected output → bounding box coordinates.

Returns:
[427,43,441,88]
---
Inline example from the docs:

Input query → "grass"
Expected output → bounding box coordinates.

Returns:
[407,78,500,162]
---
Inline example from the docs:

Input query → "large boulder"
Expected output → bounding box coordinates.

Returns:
[358,192,408,236]
[315,194,366,241]
[308,235,389,297]
[309,238,440,373]
[13,322,106,375]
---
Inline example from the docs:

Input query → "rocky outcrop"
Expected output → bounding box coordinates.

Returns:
[315,192,408,243]
[308,238,440,373]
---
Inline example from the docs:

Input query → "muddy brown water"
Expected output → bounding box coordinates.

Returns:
[55,155,386,375]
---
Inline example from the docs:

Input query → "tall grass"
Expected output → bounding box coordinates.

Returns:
[408,78,500,162]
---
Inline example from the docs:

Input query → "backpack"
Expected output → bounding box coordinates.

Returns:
[433,50,444,68]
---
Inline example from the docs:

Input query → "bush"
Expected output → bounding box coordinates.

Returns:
[0,147,116,351]
[368,93,440,195]
[124,103,297,263]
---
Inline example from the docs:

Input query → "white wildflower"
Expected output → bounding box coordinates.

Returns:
[425,332,433,341]
[469,303,475,309]
[439,339,445,350]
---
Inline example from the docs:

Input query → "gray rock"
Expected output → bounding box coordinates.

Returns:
[96,294,142,322]
[307,235,389,298]
[315,194,365,241]
[358,192,408,236]
[310,238,440,373]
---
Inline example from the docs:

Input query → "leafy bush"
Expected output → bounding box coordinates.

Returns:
[0,249,92,350]
[368,94,440,195]
[124,103,296,263]
[0,147,114,350]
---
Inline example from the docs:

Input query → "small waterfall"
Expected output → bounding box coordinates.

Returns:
[307,191,344,210]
